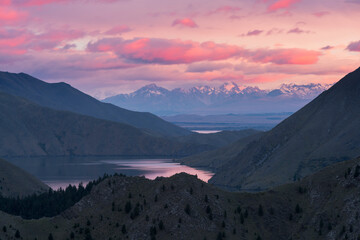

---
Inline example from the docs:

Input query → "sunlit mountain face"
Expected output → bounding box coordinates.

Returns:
[1,0,359,100]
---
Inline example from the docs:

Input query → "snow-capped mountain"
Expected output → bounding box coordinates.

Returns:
[277,83,332,99]
[103,82,332,115]
[129,84,170,97]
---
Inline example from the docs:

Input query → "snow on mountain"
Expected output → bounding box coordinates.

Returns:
[130,84,169,97]
[103,82,332,115]
[278,83,331,99]
[219,82,242,94]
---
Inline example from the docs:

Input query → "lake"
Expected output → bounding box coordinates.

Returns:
[7,157,214,190]
[192,130,221,134]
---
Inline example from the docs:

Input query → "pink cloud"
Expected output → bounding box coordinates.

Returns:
[0,0,12,4]
[346,40,360,52]
[172,18,198,28]
[16,52,137,82]
[240,29,263,37]
[345,0,360,4]
[321,45,334,50]
[27,29,85,51]
[249,48,321,65]
[244,73,289,84]
[313,11,330,17]
[88,38,242,64]
[0,6,27,23]
[186,62,233,73]
[266,28,284,35]
[186,71,245,82]
[15,0,68,6]
[287,27,310,34]
[105,25,131,35]
[7,0,117,6]
[38,29,85,41]
[0,27,86,54]
[0,28,31,55]
[0,36,28,62]
[88,37,321,66]
[267,0,301,12]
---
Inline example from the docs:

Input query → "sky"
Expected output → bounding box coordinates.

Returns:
[0,0,359,98]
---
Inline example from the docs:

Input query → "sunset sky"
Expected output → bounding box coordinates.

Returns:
[1,0,359,98]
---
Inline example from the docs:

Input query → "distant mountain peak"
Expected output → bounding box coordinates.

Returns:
[142,83,160,89]
[132,83,169,97]
[190,85,215,94]
[219,82,243,93]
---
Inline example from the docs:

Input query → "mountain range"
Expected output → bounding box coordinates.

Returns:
[103,82,332,115]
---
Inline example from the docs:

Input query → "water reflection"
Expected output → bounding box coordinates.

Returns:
[192,130,221,134]
[102,159,214,182]
[7,157,214,190]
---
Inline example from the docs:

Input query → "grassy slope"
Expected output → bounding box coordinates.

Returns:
[0,71,190,137]
[0,158,48,198]
[1,157,360,239]
[210,67,360,190]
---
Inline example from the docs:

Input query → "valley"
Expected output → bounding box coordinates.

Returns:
[0,0,359,238]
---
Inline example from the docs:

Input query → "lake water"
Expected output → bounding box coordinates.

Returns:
[7,157,214,190]
[192,130,222,134]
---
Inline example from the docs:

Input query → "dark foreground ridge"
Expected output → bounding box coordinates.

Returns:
[0,174,111,219]
[0,158,48,198]
[1,157,360,239]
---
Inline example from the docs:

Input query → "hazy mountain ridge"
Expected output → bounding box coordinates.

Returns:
[2,157,360,239]
[0,92,217,157]
[0,71,189,137]
[103,82,331,115]
[209,67,360,191]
